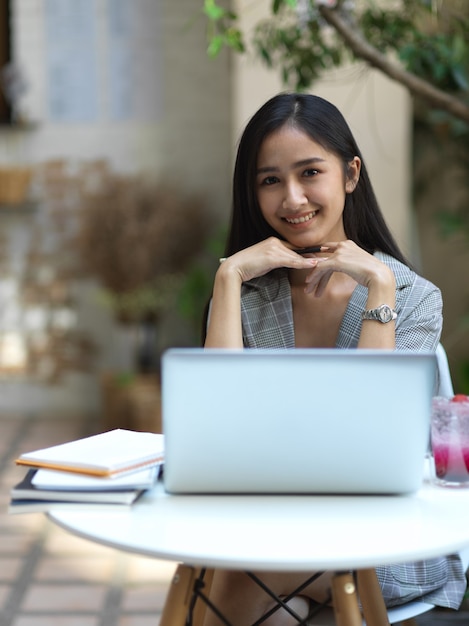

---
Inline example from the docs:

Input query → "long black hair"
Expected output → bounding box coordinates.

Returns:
[225,92,408,265]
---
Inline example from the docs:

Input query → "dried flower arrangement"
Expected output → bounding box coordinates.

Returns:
[75,167,214,428]
[77,172,211,323]
[1,160,212,384]
[75,166,213,373]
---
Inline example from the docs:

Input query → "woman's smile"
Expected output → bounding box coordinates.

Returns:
[284,210,317,225]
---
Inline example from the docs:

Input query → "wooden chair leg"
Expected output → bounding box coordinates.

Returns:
[331,572,363,626]
[356,568,390,626]
[192,568,215,626]
[160,565,215,626]
[161,567,392,626]
[160,564,199,626]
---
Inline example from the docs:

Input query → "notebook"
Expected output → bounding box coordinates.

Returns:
[161,348,436,495]
[16,429,165,478]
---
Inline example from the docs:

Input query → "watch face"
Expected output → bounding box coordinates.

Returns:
[378,306,392,323]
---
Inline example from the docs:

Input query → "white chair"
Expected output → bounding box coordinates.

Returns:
[435,341,454,398]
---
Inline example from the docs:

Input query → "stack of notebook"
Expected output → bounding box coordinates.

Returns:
[9,429,165,514]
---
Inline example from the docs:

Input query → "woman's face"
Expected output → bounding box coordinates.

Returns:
[256,125,360,248]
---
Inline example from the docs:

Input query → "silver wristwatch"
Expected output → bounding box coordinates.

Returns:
[361,304,397,324]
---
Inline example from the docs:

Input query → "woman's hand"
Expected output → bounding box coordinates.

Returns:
[303,240,395,297]
[205,237,319,348]
[219,237,319,284]
[301,240,396,350]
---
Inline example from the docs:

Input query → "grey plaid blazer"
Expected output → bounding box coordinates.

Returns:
[240,252,442,352]
[239,252,466,609]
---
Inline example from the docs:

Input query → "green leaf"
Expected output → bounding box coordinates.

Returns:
[272,0,283,15]
[436,211,466,238]
[226,28,245,52]
[452,66,469,92]
[259,46,272,66]
[452,34,466,62]
[207,34,224,58]
[203,0,225,20]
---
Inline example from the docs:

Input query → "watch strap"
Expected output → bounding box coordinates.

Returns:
[361,304,397,324]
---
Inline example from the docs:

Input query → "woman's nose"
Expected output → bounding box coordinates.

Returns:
[283,181,307,210]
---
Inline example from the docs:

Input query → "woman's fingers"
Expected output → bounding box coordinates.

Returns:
[303,240,387,292]
[225,237,319,282]
[304,267,333,296]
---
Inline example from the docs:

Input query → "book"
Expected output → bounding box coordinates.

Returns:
[15,429,165,478]
[10,468,159,505]
[8,497,142,515]
[31,466,160,491]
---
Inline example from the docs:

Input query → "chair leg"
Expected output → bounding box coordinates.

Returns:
[192,568,215,626]
[160,564,200,626]
[356,569,390,626]
[160,565,216,626]
[331,572,363,626]
[161,567,395,626]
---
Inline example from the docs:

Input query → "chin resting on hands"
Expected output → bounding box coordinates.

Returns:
[219,237,319,283]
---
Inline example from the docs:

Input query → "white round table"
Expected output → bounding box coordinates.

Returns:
[49,476,469,572]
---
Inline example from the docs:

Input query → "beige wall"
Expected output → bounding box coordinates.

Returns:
[0,0,232,416]
[10,0,232,204]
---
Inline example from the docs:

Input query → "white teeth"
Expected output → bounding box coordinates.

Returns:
[285,211,316,225]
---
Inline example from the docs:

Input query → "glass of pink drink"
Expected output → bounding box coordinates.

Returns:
[431,396,469,487]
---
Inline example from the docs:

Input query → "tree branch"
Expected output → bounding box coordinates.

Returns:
[318,5,469,124]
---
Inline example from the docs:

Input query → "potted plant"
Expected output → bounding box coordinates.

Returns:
[76,167,212,431]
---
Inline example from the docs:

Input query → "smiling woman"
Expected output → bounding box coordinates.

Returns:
[204,93,401,352]
[201,92,467,625]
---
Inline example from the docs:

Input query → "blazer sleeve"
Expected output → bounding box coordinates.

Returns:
[394,274,443,352]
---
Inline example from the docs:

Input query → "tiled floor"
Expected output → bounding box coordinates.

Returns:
[1,415,468,626]
[0,415,175,626]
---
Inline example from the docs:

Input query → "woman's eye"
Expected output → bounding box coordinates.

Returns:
[261,176,279,186]
[303,168,319,178]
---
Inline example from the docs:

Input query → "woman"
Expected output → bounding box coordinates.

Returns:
[203,93,466,625]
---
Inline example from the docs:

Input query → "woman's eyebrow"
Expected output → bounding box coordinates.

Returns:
[293,157,326,168]
[256,157,326,174]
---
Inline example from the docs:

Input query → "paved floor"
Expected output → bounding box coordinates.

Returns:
[0,415,175,626]
[0,415,467,626]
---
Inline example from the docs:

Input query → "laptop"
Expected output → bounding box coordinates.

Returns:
[161,348,436,495]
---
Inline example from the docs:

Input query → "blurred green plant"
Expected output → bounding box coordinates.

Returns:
[176,225,227,344]
[203,0,244,57]
[459,354,469,394]
[202,0,469,122]
[97,276,183,325]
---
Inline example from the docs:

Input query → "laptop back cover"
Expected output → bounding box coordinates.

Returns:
[161,349,436,495]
